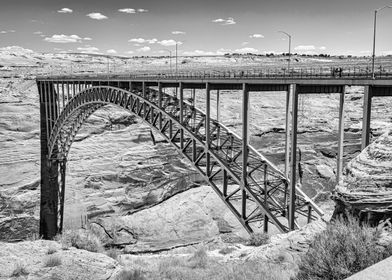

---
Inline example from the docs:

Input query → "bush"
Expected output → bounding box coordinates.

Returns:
[47,246,57,255]
[218,246,236,255]
[115,269,146,280]
[11,262,29,277]
[58,229,104,253]
[248,232,270,246]
[188,247,208,268]
[294,216,392,280]
[44,255,62,267]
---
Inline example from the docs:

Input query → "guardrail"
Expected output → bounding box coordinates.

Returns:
[37,66,392,80]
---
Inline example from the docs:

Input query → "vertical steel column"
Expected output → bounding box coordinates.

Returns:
[217,89,221,147]
[337,88,346,183]
[241,83,249,220]
[179,82,184,149]
[158,82,163,129]
[206,83,211,176]
[58,160,66,233]
[285,86,291,178]
[263,166,269,232]
[142,81,146,118]
[192,88,196,129]
[61,82,65,108]
[361,86,372,150]
[289,84,298,230]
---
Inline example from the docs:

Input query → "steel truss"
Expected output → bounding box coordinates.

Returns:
[41,84,323,236]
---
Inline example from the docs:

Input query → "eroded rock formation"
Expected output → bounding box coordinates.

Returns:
[333,130,392,224]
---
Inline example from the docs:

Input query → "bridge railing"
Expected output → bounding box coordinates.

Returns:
[37,66,392,80]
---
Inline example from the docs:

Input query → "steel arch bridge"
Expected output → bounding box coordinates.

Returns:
[37,77,328,239]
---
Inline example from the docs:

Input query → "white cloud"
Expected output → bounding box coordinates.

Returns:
[33,31,43,35]
[172,31,186,35]
[137,9,148,13]
[158,39,182,46]
[234,47,258,53]
[77,46,100,53]
[182,48,232,56]
[118,8,136,14]
[126,50,134,54]
[212,17,236,25]
[83,37,92,41]
[58,8,73,13]
[107,49,117,54]
[128,38,157,44]
[86,13,108,20]
[44,34,83,43]
[0,30,16,34]
[294,45,316,51]
[241,41,249,46]
[137,46,151,52]
[319,46,327,51]
[381,50,392,55]
[249,34,264,38]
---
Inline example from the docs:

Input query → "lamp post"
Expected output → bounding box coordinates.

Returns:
[161,49,172,73]
[372,5,392,79]
[278,31,292,73]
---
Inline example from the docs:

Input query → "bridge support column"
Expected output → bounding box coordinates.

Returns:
[39,81,60,239]
[158,82,163,129]
[361,86,373,150]
[179,82,184,149]
[285,85,291,178]
[205,83,211,176]
[241,83,249,221]
[337,88,346,183]
[289,84,298,231]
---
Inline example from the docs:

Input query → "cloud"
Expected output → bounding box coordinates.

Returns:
[381,50,392,55]
[294,45,316,51]
[212,17,236,25]
[44,34,83,43]
[0,30,16,34]
[118,8,136,14]
[58,8,73,13]
[86,13,108,20]
[182,48,232,56]
[319,46,327,51]
[126,50,134,54]
[107,49,117,54]
[137,9,148,13]
[249,34,264,38]
[234,47,258,53]
[128,38,157,44]
[33,31,43,35]
[172,31,186,35]
[137,46,151,52]
[77,46,100,53]
[241,42,249,46]
[158,39,182,46]
[83,37,92,41]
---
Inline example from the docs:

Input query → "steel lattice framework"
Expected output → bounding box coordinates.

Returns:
[37,78,326,239]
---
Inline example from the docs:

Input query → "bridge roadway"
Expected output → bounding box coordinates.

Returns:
[36,70,392,239]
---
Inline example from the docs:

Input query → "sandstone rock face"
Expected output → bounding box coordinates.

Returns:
[333,130,392,224]
[0,240,123,280]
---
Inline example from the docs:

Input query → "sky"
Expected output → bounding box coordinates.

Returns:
[0,0,391,56]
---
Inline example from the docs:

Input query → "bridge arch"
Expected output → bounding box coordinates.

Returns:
[39,83,322,239]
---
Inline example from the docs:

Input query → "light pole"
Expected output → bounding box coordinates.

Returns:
[161,49,172,73]
[278,31,292,73]
[175,42,178,76]
[372,5,392,79]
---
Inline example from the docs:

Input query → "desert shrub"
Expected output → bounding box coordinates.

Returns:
[156,257,292,280]
[47,246,57,255]
[44,255,62,267]
[188,247,208,268]
[11,262,29,277]
[115,269,146,280]
[248,232,270,246]
[58,229,104,253]
[218,246,236,255]
[294,216,392,280]
[106,248,120,260]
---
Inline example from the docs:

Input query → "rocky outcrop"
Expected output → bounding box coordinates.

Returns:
[333,130,392,224]
[0,240,123,280]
